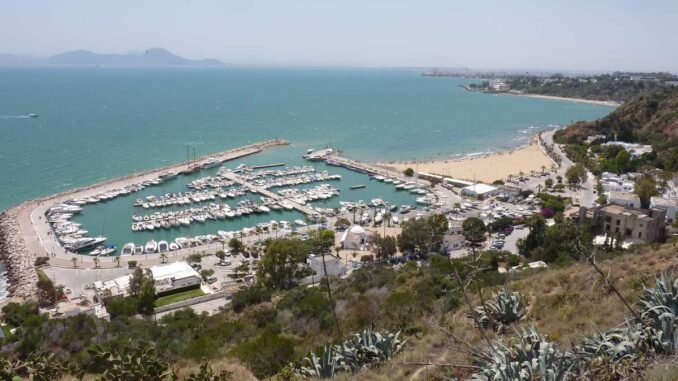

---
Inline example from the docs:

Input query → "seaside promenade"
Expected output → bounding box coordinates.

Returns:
[0,140,289,300]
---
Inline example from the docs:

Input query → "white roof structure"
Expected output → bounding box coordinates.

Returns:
[94,261,201,297]
[348,225,365,235]
[461,183,498,196]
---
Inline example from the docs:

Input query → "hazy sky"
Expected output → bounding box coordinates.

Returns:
[2,0,676,72]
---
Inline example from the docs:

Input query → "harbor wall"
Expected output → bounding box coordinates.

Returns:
[0,209,38,300]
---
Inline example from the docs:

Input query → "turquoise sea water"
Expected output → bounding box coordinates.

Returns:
[0,68,613,297]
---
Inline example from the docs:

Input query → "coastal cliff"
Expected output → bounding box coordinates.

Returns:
[0,209,38,300]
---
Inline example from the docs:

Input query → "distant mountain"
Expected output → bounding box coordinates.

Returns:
[0,48,223,67]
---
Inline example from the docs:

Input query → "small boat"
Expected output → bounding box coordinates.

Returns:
[169,242,179,251]
[392,215,399,224]
[133,245,144,255]
[350,184,366,189]
[145,240,158,253]
[27,113,39,118]
[294,219,307,227]
[98,244,117,256]
[121,243,135,255]
[157,240,169,253]
[175,237,189,249]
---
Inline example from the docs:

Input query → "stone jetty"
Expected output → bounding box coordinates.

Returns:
[0,209,38,300]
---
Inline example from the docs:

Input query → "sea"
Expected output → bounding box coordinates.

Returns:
[0,67,614,298]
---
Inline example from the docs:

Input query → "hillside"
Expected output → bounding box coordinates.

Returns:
[554,87,678,170]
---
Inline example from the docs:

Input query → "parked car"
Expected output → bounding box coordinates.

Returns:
[207,276,218,284]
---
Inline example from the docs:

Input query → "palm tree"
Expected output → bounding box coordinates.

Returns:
[541,165,546,174]
[71,257,78,268]
[114,256,121,268]
[160,253,167,264]
[93,257,100,269]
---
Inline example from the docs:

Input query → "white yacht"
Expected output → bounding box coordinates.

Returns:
[145,240,158,253]
[121,243,135,255]
[294,219,307,227]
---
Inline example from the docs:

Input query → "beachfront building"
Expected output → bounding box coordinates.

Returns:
[340,225,370,250]
[600,172,635,193]
[94,261,202,299]
[650,197,678,223]
[460,183,500,199]
[573,205,666,244]
[442,234,465,253]
[607,191,641,209]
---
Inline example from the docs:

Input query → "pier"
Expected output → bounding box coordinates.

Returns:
[220,171,320,217]
[1,140,289,300]
[251,163,286,169]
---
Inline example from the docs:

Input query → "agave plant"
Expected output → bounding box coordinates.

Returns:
[577,324,639,362]
[294,329,405,378]
[471,285,529,330]
[638,270,678,354]
[295,344,343,378]
[340,329,405,371]
[472,324,577,381]
[87,342,175,380]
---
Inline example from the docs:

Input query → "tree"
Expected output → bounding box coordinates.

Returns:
[160,253,167,264]
[565,163,587,188]
[232,262,250,279]
[556,175,563,184]
[36,272,58,307]
[634,175,658,209]
[544,178,554,188]
[137,276,157,315]
[128,267,145,297]
[215,250,226,264]
[200,269,215,281]
[462,217,486,245]
[93,257,100,269]
[114,256,121,268]
[257,239,311,289]
[518,216,546,257]
[187,253,202,263]
[71,257,77,268]
[228,238,243,254]
[427,213,449,252]
[372,234,397,260]
[403,167,415,177]
[334,217,351,230]
[397,218,430,253]
[615,149,631,174]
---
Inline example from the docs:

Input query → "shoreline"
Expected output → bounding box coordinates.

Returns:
[0,139,289,301]
[379,132,555,184]
[461,85,620,107]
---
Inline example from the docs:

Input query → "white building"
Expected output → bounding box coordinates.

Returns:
[442,234,465,253]
[94,261,202,298]
[607,192,641,209]
[601,142,653,159]
[448,220,464,235]
[650,197,678,223]
[340,225,370,250]
[461,183,499,199]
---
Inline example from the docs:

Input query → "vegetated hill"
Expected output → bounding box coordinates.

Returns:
[41,48,223,66]
[554,87,678,170]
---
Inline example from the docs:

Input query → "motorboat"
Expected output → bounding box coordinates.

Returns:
[169,242,179,251]
[133,245,144,255]
[175,237,189,249]
[294,219,307,227]
[201,158,221,169]
[157,240,169,253]
[145,240,158,253]
[121,243,135,255]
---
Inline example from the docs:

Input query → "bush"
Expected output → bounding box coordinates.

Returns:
[105,297,139,318]
[34,257,49,267]
[232,330,296,379]
[232,285,272,313]
[403,167,414,177]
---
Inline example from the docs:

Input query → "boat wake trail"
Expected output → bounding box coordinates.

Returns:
[0,115,31,119]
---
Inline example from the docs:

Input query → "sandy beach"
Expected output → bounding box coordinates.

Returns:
[381,136,555,184]
[502,92,620,107]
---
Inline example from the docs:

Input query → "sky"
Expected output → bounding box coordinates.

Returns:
[1,0,676,72]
